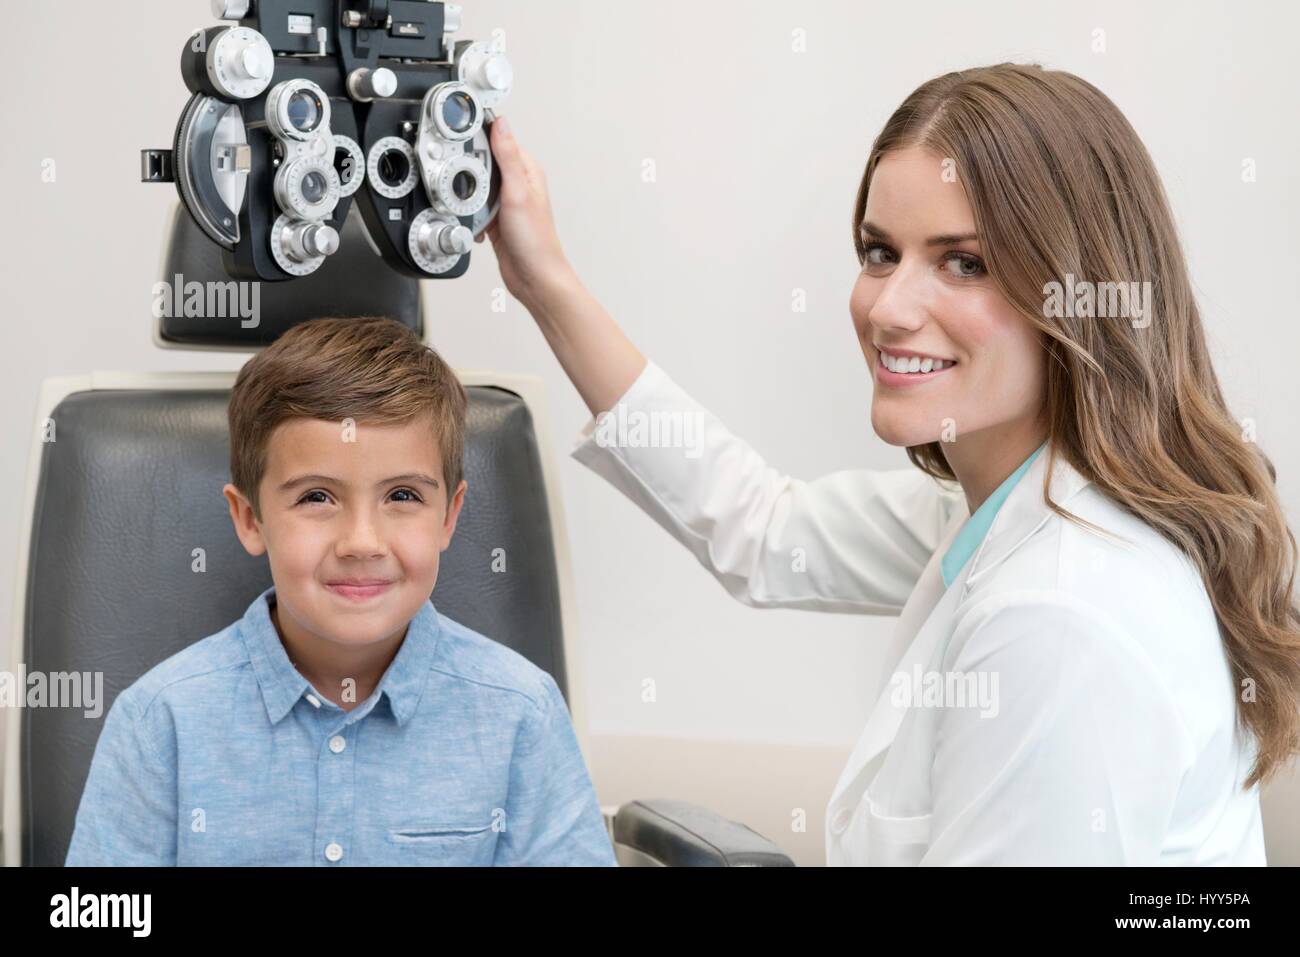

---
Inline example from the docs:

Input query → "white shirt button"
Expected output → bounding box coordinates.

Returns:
[306,694,322,709]
[329,735,346,754]
[325,842,344,862]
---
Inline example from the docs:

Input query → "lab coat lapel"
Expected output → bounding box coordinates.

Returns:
[826,507,966,819]
[824,446,1094,850]
[963,447,1091,588]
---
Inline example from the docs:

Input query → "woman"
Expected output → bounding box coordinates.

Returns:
[477,63,1300,865]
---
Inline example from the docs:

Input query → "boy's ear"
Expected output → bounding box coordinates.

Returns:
[223,483,267,556]
[439,479,468,550]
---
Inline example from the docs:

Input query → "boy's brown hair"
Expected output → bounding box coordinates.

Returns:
[228,316,466,521]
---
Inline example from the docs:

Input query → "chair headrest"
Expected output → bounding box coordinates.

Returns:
[155,202,423,349]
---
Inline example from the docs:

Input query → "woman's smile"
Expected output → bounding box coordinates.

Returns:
[874,345,959,386]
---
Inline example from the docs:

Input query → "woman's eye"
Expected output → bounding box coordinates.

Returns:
[863,243,897,267]
[389,487,423,504]
[943,252,986,278]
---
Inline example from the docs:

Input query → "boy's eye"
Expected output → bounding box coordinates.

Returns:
[295,488,425,506]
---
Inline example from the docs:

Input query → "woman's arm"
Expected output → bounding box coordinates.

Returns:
[478,116,646,418]
[480,116,957,612]
[570,359,954,612]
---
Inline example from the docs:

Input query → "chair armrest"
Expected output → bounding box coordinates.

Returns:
[612,798,795,866]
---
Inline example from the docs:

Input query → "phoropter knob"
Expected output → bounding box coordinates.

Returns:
[286,222,340,262]
[211,0,252,20]
[347,67,399,103]
[473,54,513,92]
[417,221,473,258]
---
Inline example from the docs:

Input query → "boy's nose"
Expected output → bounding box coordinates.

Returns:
[335,514,388,559]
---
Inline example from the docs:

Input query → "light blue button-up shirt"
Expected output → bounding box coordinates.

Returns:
[65,585,616,866]
[940,441,1047,587]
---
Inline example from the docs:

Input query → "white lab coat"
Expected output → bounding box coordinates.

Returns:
[571,360,1267,865]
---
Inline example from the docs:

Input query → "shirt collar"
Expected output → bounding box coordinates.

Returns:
[239,584,442,727]
[941,440,1048,587]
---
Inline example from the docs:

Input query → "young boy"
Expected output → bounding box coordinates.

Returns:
[65,317,616,866]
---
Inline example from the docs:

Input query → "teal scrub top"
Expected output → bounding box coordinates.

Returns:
[940,441,1048,587]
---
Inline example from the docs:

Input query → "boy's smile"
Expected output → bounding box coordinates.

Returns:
[324,579,397,601]
[223,411,466,706]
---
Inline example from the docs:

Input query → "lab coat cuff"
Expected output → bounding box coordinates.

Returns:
[569,358,673,460]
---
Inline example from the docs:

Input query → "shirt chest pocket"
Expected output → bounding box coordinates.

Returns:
[859,795,932,867]
[385,821,498,866]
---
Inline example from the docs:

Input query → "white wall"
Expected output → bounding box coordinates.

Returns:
[2,0,1298,865]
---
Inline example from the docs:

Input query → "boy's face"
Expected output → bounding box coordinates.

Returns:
[222,412,467,648]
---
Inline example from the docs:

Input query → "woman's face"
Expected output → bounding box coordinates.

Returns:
[850,146,1046,451]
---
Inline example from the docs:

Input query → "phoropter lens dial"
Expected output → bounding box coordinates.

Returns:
[274,156,342,221]
[332,134,366,198]
[426,152,490,217]
[426,82,483,142]
[366,136,420,199]
[266,79,332,143]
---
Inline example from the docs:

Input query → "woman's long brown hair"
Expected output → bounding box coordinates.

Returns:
[853,63,1300,789]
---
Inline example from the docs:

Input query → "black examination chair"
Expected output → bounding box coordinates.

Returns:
[1,203,794,867]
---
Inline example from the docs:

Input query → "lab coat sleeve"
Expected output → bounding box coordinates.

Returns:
[921,591,1195,865]
[570,359,956,613]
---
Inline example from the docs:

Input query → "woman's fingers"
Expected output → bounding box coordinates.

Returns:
[491,115,551,208]
[478,118,520,245]
[473,113,572,305]
[490,115,530,203]
[520,148,548,200]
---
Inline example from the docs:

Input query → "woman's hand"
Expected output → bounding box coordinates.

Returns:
[475,114,647,417]
[476,116,577,311]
